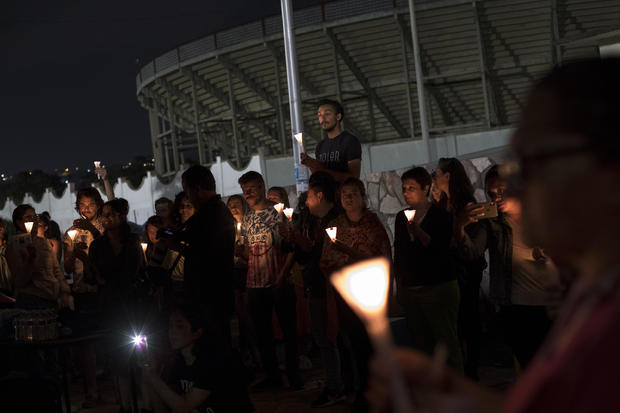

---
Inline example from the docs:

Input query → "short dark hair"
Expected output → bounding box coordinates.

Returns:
[401,167,432,196]
[341,177,366,199]
[317,99,344,120]
[238,171,264,187]
[155,197,173,207]
[484,165,500,186]
[531,58,620,160]
[103,198,130,217]
[182,165,216,191]
[75,187,104,215]
[145,215,166,229]
[308,171,337,204]
[268,186,290,208]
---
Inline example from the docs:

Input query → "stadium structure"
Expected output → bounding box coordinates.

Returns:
[136,0,620,177]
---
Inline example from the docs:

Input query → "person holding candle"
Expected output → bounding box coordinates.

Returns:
[394,167,463,371]
[237,170,301,390]
[321,177,391,412]
[6,204,72,310]
[301,99,362,183]
[434,157,486,380]
[89,198,145,413]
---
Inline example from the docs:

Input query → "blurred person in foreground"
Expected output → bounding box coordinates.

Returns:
[369,58,620,413]
[181,165,235,345]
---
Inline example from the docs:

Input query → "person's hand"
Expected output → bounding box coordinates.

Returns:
[532,247,547,263]
[73,219,97,234]
[300,153,323,172]
[456,202,484,230]
[95,166,107,180]
[300,152,311,166]
[234,243,246,258]
[277,221,289,240]
[73,248,89,262]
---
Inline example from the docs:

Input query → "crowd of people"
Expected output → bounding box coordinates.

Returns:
[1,59,619,413]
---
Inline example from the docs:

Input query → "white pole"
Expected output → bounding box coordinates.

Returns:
[281,0,309,194]
[408,0,432,164]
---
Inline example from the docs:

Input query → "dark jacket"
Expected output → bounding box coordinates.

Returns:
[459,214,513,305]
[183,195,235,318]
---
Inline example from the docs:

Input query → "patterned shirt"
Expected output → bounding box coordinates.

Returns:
[242,206,283,288]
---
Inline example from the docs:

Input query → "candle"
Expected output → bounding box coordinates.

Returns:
[325,227,337,242]
[283,208,294,221]
[24,222,34,234]
[141,242,148,260]
[404,209,416,222]
[274,203,284,215]
[67,229,78,241]
[330,257,414,413]
[93,161,101,169]
[294,132,304,152]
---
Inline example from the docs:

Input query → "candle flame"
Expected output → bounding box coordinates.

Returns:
[404,210,416,222]
[236,222,241,231]
[325,227,337,241]
[274,203,284,214]
[67,229,78,241]
[283,208,294,221]
[141,242,148,253]
[331,257,390,317]
[93,161,101,168]
[294,132,303,145]
[24,222,34,233]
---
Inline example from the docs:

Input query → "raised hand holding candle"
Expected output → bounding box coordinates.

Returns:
[94,161,102,179]
[274,203,284,215]
[283,208,294,221]
[325,227,337,242]
[331,257,414,413]
[404,209,416,222]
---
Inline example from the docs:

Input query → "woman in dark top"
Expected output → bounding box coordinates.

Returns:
[89,198,144,413]
[435,157,487,379]
[394,167,463,370]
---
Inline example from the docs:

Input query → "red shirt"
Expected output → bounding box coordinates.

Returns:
[502,271,620,413]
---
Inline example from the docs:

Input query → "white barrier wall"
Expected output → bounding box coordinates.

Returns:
[0,129,511,234]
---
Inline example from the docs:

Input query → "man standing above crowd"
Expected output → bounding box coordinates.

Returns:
[301,99,362,183]
[181,165,235,343]
[236,171,301,390]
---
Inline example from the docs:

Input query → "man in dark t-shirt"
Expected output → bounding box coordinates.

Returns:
[301,99,362,183]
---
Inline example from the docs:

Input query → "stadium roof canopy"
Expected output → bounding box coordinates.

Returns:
[136,0,620,176]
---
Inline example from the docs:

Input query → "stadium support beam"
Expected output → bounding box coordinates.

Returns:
[264,42,321,97]
[269,49,288,154]
[472,1,492,129]
[407,0,432,163]
[217,55,279,109]
[227,69,242,168]
[397,15,416,139]
[190,76,207,165]
[325,28,409,140]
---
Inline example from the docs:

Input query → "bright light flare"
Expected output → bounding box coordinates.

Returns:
[294,132,303,146]
[141,243,148,253]
[93,161,101,168]
[236,222,241,232]
[283,208,294,221]
[404,210,416,222]
[132,335,147,348]
[274,203,284,214]
[331,257,390,318]
[325,227,337,242]
[67,229,78,241]
[24,222,34,233]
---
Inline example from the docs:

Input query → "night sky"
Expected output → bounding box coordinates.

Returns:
[1,0,321,175]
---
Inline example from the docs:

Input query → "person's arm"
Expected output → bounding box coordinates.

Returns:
[96,166,115,201]
[276,252,295,285]
[145,372,211,413]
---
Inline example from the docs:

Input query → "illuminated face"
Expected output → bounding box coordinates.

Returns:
[169,312,202,351]
[227,198,243,222]
[401,178,428,207]
[486,177,508,212]
[78,196,98,220]
[341,185,364,214]
[317,104,341,133]
[241,180,264,208]
[305,188,322,216]
[430,180,442,203]
[17,208,36,233]
[146,224,158,244]
[178,198,195,224]
[100,205,122,230]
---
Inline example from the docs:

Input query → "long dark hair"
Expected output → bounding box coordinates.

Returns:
[75,187,104,217]
[437,157,475,213]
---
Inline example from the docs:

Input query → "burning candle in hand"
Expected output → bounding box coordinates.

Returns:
[330,257,413,413]
[24,222,34,234]
[404,209,416,222]
[94,161,102,179]
[67,229,78,241]
[325,227,337,243]
[141,243,148,260]
[283,208,294,221]
[294,132,304,152]
[274,203,284,215]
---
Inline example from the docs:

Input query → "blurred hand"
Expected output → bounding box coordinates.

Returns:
[532,247,547,263]
[95,166,107,180]
[456,202,484,230]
